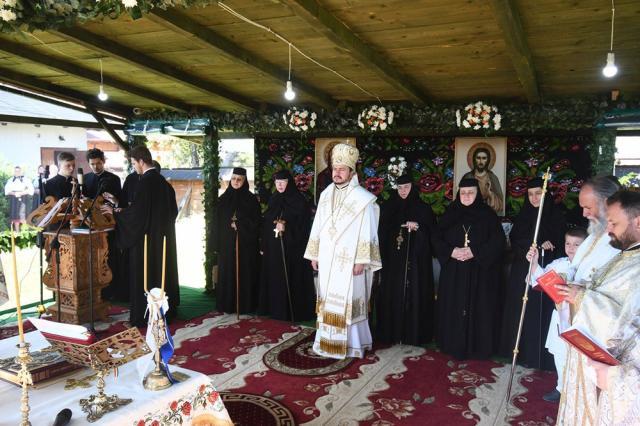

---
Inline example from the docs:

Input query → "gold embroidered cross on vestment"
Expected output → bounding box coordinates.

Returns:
[336,247,352,272]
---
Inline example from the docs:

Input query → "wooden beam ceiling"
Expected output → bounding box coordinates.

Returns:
[55,27,259,111]
[0,114,124,130]
[284,0,429,105]
[489,0,541,103]
[0,81,126,120]
[85,104,129,151]
[0,40,192,112]
[147,8,337,109]
[0,66,130,118]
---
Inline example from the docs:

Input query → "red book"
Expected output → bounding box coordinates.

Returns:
[535,269,566,303]
[561,326,620,366]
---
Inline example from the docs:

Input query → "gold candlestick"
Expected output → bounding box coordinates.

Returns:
[16,342,33,426]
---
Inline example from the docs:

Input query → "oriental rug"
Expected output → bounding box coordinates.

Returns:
[0,312,559,425]
[167,314,559,425]
[220,392,296,425]
[263,327,353,376]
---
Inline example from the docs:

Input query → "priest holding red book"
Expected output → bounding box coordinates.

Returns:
[556,190,640,424]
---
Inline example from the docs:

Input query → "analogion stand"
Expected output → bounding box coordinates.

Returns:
[43,230,111,324]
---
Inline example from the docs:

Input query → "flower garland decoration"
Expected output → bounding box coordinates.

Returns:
[358,105,394,131]
[456,101,502,131]
[282,107,316,132]
[387,156,407,189]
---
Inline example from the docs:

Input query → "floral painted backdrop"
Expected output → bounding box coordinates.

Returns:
[255,135,592,223]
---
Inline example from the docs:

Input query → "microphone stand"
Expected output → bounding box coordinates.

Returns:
[77,182,104,333]
[46,179,79,322]
[37,173,45,316]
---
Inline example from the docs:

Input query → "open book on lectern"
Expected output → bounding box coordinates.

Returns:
[29,318,97,345]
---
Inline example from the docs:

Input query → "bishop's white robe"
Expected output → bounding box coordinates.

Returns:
[557,245,640,425]
[304,175,381,359]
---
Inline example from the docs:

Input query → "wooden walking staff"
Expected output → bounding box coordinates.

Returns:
[505,168,551,401]
[232,212,240,320]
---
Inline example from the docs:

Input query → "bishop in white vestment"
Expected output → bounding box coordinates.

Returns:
[304,143,381,359]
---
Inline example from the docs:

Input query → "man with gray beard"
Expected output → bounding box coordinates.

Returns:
[542,176,620,403]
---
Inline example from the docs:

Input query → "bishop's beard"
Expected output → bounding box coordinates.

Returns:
[588,217,606,235]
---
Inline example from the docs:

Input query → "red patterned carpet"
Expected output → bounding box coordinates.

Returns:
[1,311,559,425]
[166,313,558,425]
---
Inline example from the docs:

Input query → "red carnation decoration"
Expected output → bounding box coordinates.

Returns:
[508,177,528,197]
[365,177,384,196]
[418,174,442,193]
[294,174,312,192]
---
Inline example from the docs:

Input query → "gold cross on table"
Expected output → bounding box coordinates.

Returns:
[336,247,352,272]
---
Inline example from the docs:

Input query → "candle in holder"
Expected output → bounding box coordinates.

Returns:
[10,230,24,343]
[144,234,148,292]
[161,236,166,295]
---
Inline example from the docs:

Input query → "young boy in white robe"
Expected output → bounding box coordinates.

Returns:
[526,227,588,402]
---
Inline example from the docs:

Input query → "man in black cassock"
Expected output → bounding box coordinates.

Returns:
[83,148,125,302]
[433,178,504,360]
[101,145,180,326]
[44,151,76,200]
[258,170,315,322]
[376,174,436,345]
[215,167,260,314]
[83,148,122,200]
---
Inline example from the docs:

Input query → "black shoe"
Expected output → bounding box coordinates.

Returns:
[543,389,561,402]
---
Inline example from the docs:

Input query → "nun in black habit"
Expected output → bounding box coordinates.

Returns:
[376,174,436,345]
[215,167,261,314]
[258,170,315,322]
[498,177,566,370]
[434,178,505,360]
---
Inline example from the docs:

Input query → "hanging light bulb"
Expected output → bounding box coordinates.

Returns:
[284,80,296,101]
[98,84,109,101]
[97,59,109,101]
[602,1,618,78]
[283,43,296,101]
[602,52,618,78]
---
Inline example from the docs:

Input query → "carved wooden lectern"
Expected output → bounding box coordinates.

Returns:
[43,230,111,324]
[28,193,116,324]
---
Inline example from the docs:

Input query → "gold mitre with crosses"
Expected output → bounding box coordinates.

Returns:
[331,143,359,170]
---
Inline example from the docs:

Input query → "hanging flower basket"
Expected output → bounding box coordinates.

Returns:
[456,101,502,131]
[387,156,407,189]
[282,107,317,132]
[358,105,394,131]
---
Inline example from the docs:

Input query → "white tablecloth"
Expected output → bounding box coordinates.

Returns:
[0,331,232,425]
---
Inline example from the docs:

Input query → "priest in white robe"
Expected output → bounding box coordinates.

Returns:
[304,143,381,359]
[557,190,640,425]
[544,176,620,402]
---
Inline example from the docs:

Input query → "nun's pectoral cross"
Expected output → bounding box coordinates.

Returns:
[396,228,404,250]
[462,225,471,247]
